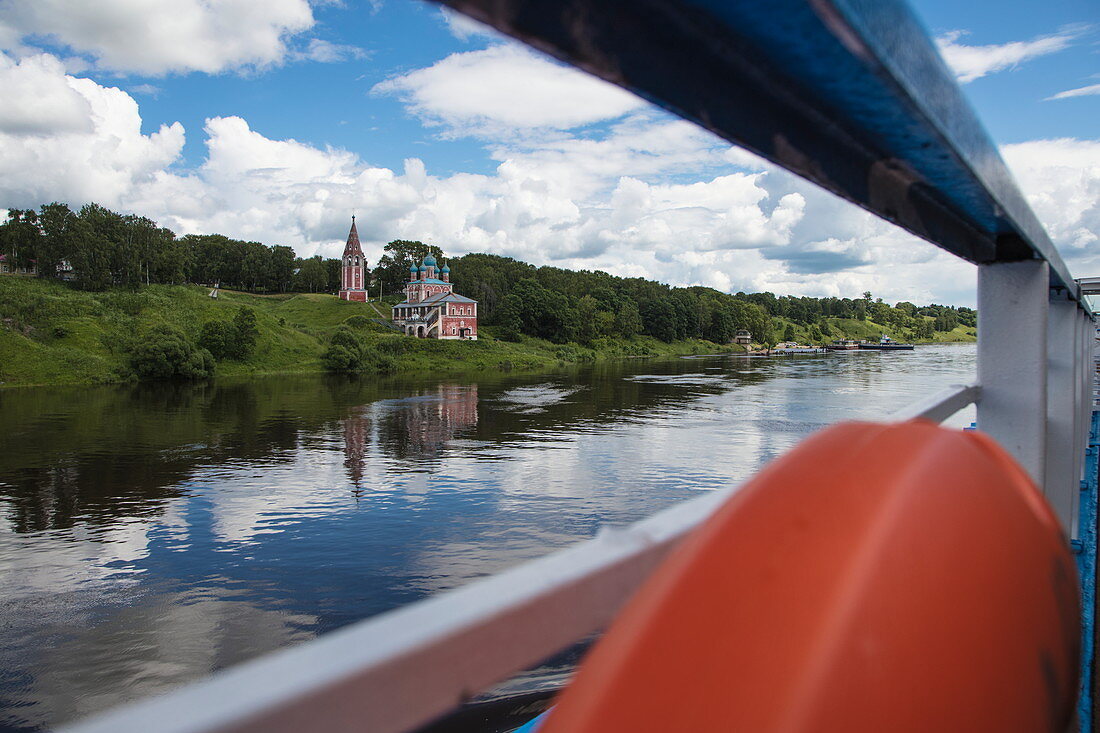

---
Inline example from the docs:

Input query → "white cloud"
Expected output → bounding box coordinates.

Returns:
[373,45,646,135]
[936,27,1083,83]
[1002,138,1100,276]
[0,0,315,75]
[1046,83,1100,101]
[0,51,184,205]
[439,7,499,42]
[292,38,369,64]
[129,83,160,97]
[0,52,92,135]
[15,46,1100,308]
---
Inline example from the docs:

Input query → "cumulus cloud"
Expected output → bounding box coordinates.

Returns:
[936,27,1084,84]
[291,38,369,64]
[1002,138,1100,276]
[0,52,92,135]
[0,0,315,75]
[1046,83,1100,101]
[15,44,1099,308]
[0,51,184,206]
[373,45,646,135]
[439,7,500,42]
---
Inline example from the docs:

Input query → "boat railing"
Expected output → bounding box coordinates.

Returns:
[61,0,1097,731]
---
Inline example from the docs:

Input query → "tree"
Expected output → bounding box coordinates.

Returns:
[241,243,271,291]
[615,300,643,338]
[706,305,737,343]
[0,209,42,270]
[295,256,328,292]
[129,325,214,380]
[230,307,259,359]
[199,320,236,360]
[270,245,296,292]
[495,293,524,341]
[373,240,445,295]
[640,299,677,342]
[575,295,607,345]
[37,202,74,279]
[67,216,112,290]
[322,327,364,372]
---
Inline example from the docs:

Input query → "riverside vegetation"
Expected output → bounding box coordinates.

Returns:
[0,202,976,387]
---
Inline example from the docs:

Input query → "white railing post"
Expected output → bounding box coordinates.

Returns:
[1046,294,1079,532]
[978,260,1050,494]
[1073,310,1091,521]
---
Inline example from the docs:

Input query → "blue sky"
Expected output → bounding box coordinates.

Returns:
[0,0,1097,306]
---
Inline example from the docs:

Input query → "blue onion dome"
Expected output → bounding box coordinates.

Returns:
[409,263,418,272]
[418,265,427,272]
[422,254,437,267]
[441,263,450,272]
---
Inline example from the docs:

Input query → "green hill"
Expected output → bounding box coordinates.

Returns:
[0,278,741,388]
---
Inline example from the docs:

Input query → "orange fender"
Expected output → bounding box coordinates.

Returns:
[540,421,1079,732]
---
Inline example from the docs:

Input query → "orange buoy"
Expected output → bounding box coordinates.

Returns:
[539,421,1079,732]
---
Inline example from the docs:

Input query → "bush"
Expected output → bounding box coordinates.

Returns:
[129,324,214,380]
[198,319,236,360]
[344,315,371,329]
[231,307,259,358]
[199,307,260,361]
[374,337,410,355]
[321,343,358,372]
[322,327,398,373]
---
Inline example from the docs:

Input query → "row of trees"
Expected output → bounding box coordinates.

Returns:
[446,254,973,345]
[0,203,329,293]
[1,202,975,345]
[0,203,457,295]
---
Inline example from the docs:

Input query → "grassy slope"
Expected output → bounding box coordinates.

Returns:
[0,279,743,387]
[776,316,976,345]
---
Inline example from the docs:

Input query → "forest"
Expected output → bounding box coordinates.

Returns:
[1,202,975,346]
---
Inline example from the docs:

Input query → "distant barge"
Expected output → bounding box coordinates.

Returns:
[858,335,915,351]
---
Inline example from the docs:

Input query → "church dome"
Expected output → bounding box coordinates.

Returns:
[441,263,450,272]
[419,265,427,272]
[409,263,418,272]
[422,254,437,267]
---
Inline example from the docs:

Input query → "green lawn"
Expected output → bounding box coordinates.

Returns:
[0,279,744,387]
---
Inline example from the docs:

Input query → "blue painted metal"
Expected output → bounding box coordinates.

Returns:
[1078,411,1099,731]
[433,0,1087,309]
[511,710,548,733]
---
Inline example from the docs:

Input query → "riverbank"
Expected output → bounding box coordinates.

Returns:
[0,278,744,388]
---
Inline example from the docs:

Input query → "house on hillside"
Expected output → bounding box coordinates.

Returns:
[0,255,36,275]
[391,256,478,340]
[734,329,752,345]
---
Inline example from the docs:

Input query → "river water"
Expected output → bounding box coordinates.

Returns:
[0,343,976,731]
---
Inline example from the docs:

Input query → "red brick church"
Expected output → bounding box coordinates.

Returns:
[391,255,478,340]
[338,217,368,302]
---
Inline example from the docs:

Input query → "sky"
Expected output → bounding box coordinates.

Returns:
[0,0,1096,307]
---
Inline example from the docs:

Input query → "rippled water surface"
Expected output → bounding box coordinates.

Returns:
[0,344,976,730]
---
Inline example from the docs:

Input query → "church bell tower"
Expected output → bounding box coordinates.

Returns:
[339,216,368,302]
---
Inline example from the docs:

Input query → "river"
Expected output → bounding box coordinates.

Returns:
[0,343,976,731]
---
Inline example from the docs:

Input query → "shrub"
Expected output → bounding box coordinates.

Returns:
[199,307,260,361]
[344,315,371,329]
[129,325,214,380]
[323,327,398,373]
[231,307,259,358]
[321,343,358,372]
[374,337,410,355]
[198,319,236,360]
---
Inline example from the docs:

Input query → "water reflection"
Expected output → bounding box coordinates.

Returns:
[0,345,976,731]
